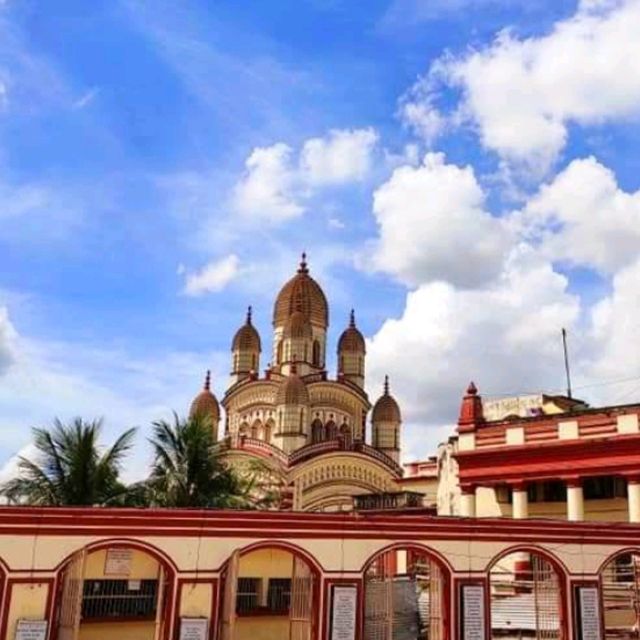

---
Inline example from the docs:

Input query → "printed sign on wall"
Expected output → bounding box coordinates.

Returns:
[104,547,133,575]
[15,619,48,640]
[460,584,486,640]
[179,618,209,640]
[330,585,357,640]
[575,586,602,640]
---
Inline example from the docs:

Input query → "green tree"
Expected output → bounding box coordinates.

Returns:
[0,418,136,506]
[142,414,263,508]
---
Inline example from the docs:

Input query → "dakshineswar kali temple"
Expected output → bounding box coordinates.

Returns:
[3,255,640,640]
[189,252,405,512]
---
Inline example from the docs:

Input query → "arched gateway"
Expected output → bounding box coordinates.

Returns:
[218,542,320,640]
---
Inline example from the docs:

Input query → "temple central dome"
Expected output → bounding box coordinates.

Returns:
[273,253,329,328]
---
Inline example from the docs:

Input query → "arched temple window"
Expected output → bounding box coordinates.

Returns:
[312,340,321,367]
[311,419,324,444]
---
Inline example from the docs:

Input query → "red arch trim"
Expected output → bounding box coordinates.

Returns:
[485,543,570,577]
[595,546,640,575]
[359,540,455,575]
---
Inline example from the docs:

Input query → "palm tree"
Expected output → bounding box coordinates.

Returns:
[0,418,136,506]
[142,414,270,508]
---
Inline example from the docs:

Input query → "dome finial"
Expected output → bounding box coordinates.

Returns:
[467,381,478,396]
[246,305,253,325]
[349,308,355,327]
[298,251,309,274]
[204,369,211,391]
[384,375,389,395]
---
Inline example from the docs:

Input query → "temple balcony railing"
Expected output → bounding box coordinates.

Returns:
[228,435,403,476]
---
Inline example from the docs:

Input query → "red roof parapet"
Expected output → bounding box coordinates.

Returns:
[458,381,484,433]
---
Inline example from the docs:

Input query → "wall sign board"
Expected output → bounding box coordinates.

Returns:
[460,584,486,640]
[15,620,48,640]
[574,586,602,640]
[179,617,209,640]
[330,585,357,640]
[104,548,133,575]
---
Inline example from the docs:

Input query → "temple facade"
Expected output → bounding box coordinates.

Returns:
[189,254,404,512]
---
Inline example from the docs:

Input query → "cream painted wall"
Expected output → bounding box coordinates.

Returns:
[179,583,213,618]
[78,621,156,640]
[5,583,49,640]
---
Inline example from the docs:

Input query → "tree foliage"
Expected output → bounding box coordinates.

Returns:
[0,418,136,506]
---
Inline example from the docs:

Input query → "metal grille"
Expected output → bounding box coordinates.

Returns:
[364,549,445,640]
[602,552,640,639]
[268,578,291,613]
[57,549,86,640]
[81,579,158,620]
[490,552,562,640]
[289,555,314,640]
[236,578,261,614]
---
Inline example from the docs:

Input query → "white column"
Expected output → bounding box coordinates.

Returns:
[460,486,476,518]
[512,483,529,519]
[567,479,584,522]
[628,478,640,523]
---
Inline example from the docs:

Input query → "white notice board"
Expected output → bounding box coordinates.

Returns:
[576,586,601,640]
[15,619,48,640]
[330,585,357,640]
[179,617,209,640]
[461,584,485,640]
[104,547,133,575]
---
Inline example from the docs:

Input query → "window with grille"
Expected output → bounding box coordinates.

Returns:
[267,578,291,613]
[81,579,158,621]
[584,476,627,500]
[236,578,261,614]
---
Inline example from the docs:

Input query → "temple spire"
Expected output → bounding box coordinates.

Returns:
[246,305,253,325]
[204,370,211,391]
[297,251,309,274]
[349,309,355,327]
[384,375,390,396]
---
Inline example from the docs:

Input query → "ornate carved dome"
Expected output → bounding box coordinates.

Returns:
[275,365,310,405]
[372,376,401,423]
[283,310,313,340]
[232,306,261,352]
[337,309,365,353]
[273,253,329,328]
[190,371,220,423]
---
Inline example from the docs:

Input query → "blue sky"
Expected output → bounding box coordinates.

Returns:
[1,0,640,476]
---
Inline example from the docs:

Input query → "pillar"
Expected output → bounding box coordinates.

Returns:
[460,485,476,517]
[567,478,584,522]
[512,483,529,519]
[628,477,640,523]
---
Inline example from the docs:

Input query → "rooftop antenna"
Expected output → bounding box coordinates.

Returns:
[561,328,572,399]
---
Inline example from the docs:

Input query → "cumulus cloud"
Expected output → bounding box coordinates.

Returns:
[367,245,580,433]
[232,128,379,223]
[410,0,640,171]
[233,143,303,222]
[300,128,379,185]
[0,306,17,375]
[181,254,240,296]
[368,152,511,287]
[518,156,640,273]
[365,152,640,457]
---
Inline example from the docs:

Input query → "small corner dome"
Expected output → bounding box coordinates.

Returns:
[283,310,313,340]
[232,307,261,352]
[372,376,401,423]
[190,371,220,423]
[275,369,310,406]
[338,310,365,353]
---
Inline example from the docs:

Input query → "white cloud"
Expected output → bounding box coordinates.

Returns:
[368,152,511,287]
[420,0,640,170]
[589,256,640,384]
[0,306,17,374]
[367,245,580,454]
[518,156,640,273]
[398,77,446,145]
[233,143,303,222]
[232,128,379,224]
[72,87,100,110]
[182,254,241,296]
[300,128,379,185]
